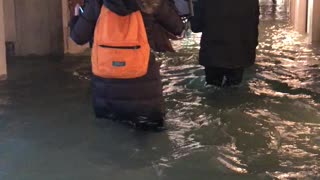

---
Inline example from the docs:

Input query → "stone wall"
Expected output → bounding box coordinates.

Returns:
[3,0,64,56]
[0,0,7,79]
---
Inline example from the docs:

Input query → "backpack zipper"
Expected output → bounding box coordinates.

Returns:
[99,45,141,50]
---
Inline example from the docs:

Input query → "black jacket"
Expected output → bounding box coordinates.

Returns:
[192,0,260,69]
[70,0,184,118]
[70,0,184,48]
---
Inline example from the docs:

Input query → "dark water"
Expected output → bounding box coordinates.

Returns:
[1,0,320,179]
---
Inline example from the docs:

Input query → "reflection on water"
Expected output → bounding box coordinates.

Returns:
[70,0,320,178]
[66,0,320,178]
[154,0,320,179]
[67,0,318,178]
[1,0,319,179]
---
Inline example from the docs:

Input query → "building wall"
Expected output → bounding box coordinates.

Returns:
[290,0,320,43]
[3,0,16,42]
[310,0,320,42]
[3,0,64,56]
[289,0,296,26]
[293,0,307,33]
[0,0,7,79]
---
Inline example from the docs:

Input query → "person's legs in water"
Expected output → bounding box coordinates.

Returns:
[91,54,164,130]
[93,100,165,130]
[224,68,244,87]
[91,75,110,119]
[131,111,165,130]
[205,67,225,87]
[91,70,165,130]
[106,110,164,131]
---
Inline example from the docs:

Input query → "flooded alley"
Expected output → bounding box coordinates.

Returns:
[0,0,320,179]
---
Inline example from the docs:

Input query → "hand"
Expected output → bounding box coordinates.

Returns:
[74,4,81,16]
[68,0,84,17]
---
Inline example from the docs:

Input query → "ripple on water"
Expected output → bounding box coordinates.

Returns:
[67,0,320,178]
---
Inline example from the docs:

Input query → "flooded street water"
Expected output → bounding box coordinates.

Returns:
[0,0,320,179]
[157,0,320,179]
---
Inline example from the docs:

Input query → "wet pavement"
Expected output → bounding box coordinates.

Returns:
[1,0,320,179]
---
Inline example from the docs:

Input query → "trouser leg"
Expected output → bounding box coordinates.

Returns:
[224,68,244,86]
[204,67,225,87]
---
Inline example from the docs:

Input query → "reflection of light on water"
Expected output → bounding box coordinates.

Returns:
[172,33,202,52]
[217,144,249,174]
[165,112,205,160]
[248,80,312,99]
[217,157,248,174]
[245,109,320,178]
[67,0,320,177]
[269,171,320,179]
[157,0,320,176]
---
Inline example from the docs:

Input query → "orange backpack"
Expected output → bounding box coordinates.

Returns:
[91,6,150,79]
